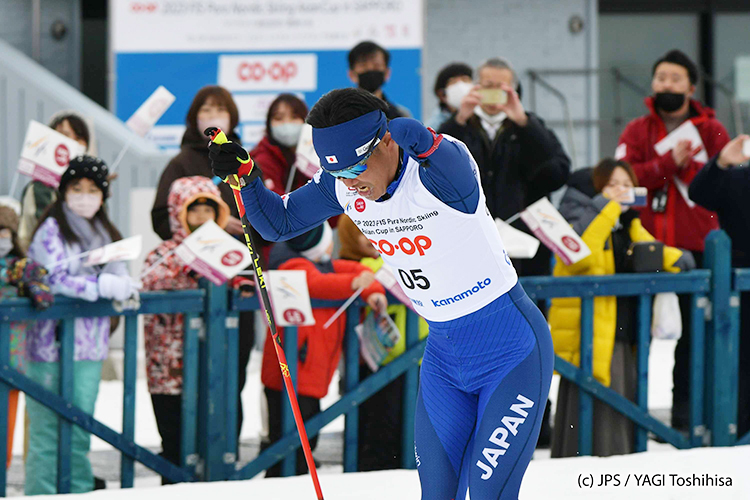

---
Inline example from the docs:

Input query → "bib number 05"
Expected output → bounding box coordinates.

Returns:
[398,268,431,290]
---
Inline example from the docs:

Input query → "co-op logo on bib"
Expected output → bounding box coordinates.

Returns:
[354,199,366,212]
[431,278,492,307]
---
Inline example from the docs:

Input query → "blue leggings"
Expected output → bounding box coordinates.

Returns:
[415,283,553,499]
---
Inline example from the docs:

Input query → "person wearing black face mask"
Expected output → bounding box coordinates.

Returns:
[347,40,411,120]
[616,49,730,434]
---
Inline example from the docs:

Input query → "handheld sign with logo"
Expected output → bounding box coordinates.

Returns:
[520,197,591,266]
[266,270,315,327]
[16,121,87,188]
[653,120,709,163]
[174,220,253,285]
[125,86,176,137]
[653,121,707,209]
[374,267,416,312]
[293,124,322,179]
[84,235,143,267]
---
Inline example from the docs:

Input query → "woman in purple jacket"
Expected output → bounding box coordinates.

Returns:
[25,156,139,495]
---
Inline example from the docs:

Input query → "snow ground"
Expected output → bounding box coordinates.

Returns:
[10,338,699,497]
[20,445,750,499]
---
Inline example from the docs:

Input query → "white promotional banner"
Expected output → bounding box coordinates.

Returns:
[174,220,253,285]
[112,1,423,53]
[293,124,322,180]
[266,270,316,327]
[218,54,317,92]
[84,235,143,267]
[125,85,176,137]
[520,198,591,266]
[494,219,541,259]
[16,121,87,188]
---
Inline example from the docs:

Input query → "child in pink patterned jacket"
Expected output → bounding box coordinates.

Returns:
[141,175,234,484]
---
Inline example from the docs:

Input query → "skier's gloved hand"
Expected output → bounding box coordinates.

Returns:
[205,128,261,185]
[98,273,140,302]
[387,118,443,166]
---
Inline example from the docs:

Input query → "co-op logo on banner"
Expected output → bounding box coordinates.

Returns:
[218,54,318,92]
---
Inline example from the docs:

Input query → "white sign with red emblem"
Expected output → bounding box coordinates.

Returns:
[125,85,176,137]
[520,197,591,266]
[16,120,87,188]
[174,220,253,285]
[218,54,317,92]
[292,124,322,181]
[84,235,143,267]
[266,270,316,327]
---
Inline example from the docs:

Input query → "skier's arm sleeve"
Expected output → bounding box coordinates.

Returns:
[388,118,479,214]
[239,169,344,242]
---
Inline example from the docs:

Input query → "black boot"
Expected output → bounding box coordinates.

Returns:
[94,476,106,490]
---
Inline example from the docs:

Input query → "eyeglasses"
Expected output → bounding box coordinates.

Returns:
[323,124,383,179]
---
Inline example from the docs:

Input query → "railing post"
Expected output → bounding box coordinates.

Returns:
[636,294,652,452]
[704,230,737,446]
[690,293,708,447]
[0,322,9,496]
[224,309,239,474]
[343,306,360,472]
[578,297,594,456]
[120,315,137,487]
[280,325,297,477]
[182,312,201,475]
[199,281,229,480]
[57,318,75,493]
[401,310,419,469]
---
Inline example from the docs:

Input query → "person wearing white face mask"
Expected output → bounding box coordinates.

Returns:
[152,86,246,241]
[248,94,309,195]
[438,57,571,280]
[25,156,138,494]
[426,63,473,130]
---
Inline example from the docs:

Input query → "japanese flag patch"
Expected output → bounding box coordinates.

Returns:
[325,155,338,164]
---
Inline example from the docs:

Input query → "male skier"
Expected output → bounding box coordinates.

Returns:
[208,87,553,499]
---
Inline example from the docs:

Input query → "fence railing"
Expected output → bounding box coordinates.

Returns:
[0,230,744,494]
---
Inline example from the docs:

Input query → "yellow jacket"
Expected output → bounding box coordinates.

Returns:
[361,257,429,365]
[548,200,682,387]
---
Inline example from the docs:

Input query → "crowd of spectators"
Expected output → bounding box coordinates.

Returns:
[2,40,750,492]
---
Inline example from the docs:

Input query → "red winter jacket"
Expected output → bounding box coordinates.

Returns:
[617,97,729,252]
[249,136,305,195]
[260,257,384,399]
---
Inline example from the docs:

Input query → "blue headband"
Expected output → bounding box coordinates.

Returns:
[312,110,387,172]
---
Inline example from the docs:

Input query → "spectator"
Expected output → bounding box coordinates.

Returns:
[550,158,686,458]
[0,206,52,469]
[348,41,411,119]
[426,62,473,130]
[688,135,750,437]
[150,85,257,435]
[249,94,308,195]
[152,85,245,240]
[438,57,570,279]
[18,112,93,251]
[616,49,730,431]
[141,176,233,484]
[25,156,138,494]
[259,222,387,476]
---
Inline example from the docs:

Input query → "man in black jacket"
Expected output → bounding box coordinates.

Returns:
[438,57,570,278]
[689,134,750,438]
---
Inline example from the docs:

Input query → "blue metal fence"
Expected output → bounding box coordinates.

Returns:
[0,229,745,493]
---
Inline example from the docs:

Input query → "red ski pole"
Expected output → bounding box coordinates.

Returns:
[206,128,325,499]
